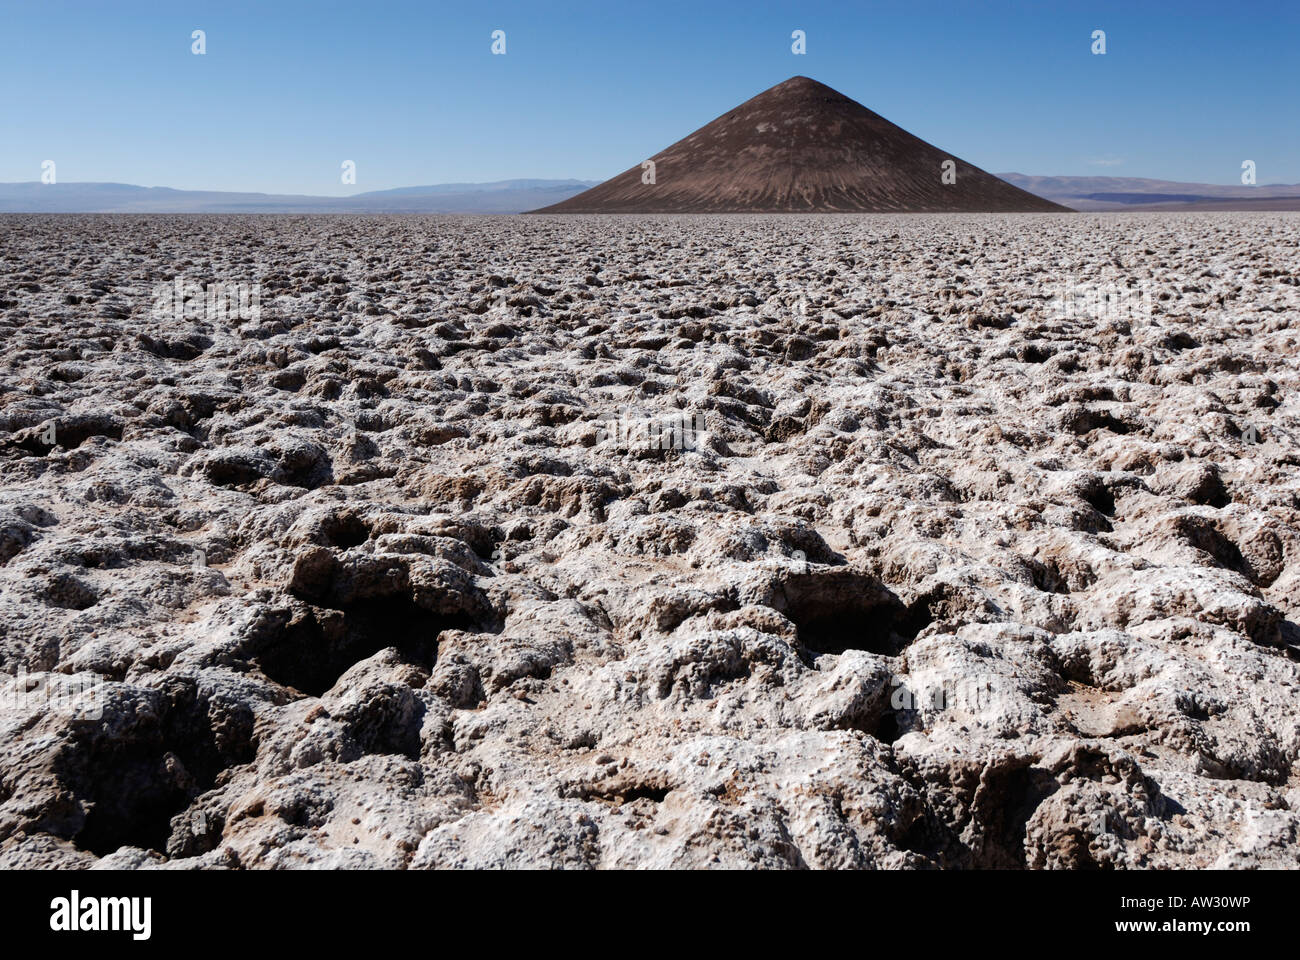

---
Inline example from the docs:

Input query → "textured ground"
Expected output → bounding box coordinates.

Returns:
[1,212,1299,869]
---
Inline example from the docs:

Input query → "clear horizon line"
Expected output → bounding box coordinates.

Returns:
[6,175,1300,196]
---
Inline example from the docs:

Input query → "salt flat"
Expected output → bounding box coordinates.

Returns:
[0,212,1298,868]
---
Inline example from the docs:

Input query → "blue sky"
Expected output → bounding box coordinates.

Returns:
[2,0,1297,193]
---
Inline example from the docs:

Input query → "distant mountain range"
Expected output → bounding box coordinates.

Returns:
[4,174,1300,214]
[997,174,1300,211]
[0,179,598,214]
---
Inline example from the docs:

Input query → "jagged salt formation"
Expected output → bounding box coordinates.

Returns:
[0,212,1297,868]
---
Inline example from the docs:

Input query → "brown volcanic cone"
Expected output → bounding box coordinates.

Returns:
[531,76,1069,213]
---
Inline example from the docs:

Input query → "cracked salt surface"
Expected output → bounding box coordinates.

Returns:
[0,212,1298,868]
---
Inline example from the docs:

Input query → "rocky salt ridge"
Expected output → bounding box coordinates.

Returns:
[0,212,1298,869]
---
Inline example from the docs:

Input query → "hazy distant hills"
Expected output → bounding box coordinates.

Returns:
[5,172,1300,214]
[0,179,599,214]
[341,180,601,211]
[998,174,1300,211]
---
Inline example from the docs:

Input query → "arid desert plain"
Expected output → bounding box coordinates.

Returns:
[1,212,1299,869]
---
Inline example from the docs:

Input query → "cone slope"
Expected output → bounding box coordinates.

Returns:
[533,77,1069,213]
